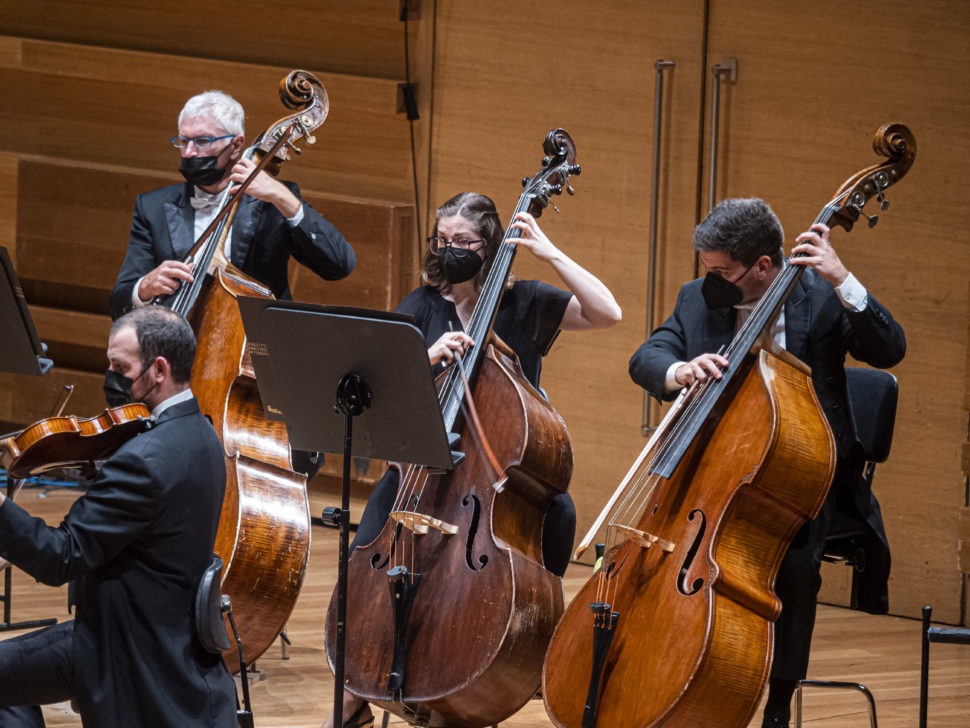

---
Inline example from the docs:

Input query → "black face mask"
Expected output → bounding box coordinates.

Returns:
[103,365,155,407]
[179,148,231,187]
[701,261,756,309]
[439,248,484,284]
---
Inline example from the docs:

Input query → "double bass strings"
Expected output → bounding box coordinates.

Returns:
[386,173,562,574]
[599,204,841,590]
[602,202,841,559]
[169,156,244,315]
[394,195,528,524]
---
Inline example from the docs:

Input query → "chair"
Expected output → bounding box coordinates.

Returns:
[195,554,255,728]
[919,605,970,727]
[793,367,898,728]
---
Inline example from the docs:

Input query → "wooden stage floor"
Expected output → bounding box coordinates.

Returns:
[2,485,968,727]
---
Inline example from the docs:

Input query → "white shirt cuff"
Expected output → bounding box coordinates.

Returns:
[665,361,685,392]
[286,205,305,227]
[132,276,150,308]
[835,272,868,312]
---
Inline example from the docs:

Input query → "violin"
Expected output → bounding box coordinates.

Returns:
[542,123,915,728]
[1,403,151,480]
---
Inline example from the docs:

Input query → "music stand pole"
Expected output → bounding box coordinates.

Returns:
[330,374,372,728]
[0,245,57,631]
[236,300,453,728]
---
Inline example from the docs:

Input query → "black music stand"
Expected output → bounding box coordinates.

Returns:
[0,245,57,632]
[237,297,452,728]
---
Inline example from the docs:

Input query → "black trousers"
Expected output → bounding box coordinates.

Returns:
[351,468,577,577]
[770,451,862,682]
[0,620,76,727]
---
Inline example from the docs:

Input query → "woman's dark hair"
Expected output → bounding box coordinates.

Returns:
[693,198,785,267]
[421,192,504,291]
[111,307,196,384]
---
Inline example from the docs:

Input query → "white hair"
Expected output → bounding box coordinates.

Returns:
[178,90,245,136]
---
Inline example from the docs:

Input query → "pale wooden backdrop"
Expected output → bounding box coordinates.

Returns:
[0,1,967,626]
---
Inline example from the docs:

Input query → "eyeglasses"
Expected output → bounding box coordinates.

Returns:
[171,134,235,150]
[427,236,484,258]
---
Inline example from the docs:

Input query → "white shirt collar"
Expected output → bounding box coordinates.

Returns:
[151,388,195,419]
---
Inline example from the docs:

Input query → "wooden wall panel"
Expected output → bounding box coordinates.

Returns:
[0,152,15,257]
[0,36,412,203]
[288,193,416,310]
[1,0,964,627]
[13,160,413,316]
[0,0,416,81]
[427,0,970,622]
[428,0,708,561]
[15,159,138,313]
[0,368,103,433]
[707,0,970,622]
[0,2,422,500]
[3,159,414,442]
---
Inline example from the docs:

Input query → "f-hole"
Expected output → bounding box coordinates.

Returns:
[370,521,404,571]
[676,509,706,596]
[462,494,488,570]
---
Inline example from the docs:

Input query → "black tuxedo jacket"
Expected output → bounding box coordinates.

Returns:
[628,268,906,611]
[0,397,236,727]
[109,180,356,319]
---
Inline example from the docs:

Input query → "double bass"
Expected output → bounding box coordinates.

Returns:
[328,129,581,727]
[542,123,915,728]
[161,71,329,668]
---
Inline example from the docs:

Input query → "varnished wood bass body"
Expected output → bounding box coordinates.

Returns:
[189,266,310,670]
[543,346,834,727]
[328,339,572,727]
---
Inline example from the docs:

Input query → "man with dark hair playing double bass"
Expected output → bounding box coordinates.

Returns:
[629,198,905,728]
[0,306,237,727]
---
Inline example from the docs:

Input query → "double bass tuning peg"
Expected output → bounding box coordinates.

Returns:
[877,191,890,211]
[860,210,879,228]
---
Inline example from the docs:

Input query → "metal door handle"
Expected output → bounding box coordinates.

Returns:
[642,59,675,436]
[708,58,738,213]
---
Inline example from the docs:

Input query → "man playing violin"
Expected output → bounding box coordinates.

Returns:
[108,89,356,320]
[628,198,905,728]
[0,306,236,727]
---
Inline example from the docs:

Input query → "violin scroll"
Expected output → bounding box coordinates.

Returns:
[522,128,582,218]
[829,122,916,231]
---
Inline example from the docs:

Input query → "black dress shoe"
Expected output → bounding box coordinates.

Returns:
[761,712,790,728]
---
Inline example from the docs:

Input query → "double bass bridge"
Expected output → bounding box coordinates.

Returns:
[612,524,675,553]
[390,510,458,536]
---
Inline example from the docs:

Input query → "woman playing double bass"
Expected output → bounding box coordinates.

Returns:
[322,190,621,728]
